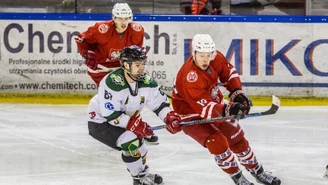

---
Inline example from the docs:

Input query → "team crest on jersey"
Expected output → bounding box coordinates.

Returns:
[106,48,121,63]
[98,24,109,33]
[110,50,120,59]
[110,74,125,86]
[186,71,198,82]
[210,85,220,100]
[132,23,142,32]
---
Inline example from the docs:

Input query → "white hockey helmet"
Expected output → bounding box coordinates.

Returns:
[192,34,216,54]
[112,3,133,20]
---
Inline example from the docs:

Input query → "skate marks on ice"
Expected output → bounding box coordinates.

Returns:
[0,104,327,185]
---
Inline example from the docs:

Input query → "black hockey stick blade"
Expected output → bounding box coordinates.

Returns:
[243,95,280,119]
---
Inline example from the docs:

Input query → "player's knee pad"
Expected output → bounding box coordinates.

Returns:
[229,136,249,153]
[205,132,229,155]
[118,131,147,162]
[120,137,144,163]
[206,132,239,174]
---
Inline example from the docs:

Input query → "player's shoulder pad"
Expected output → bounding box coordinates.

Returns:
[215,50,225,58]
[213,50,230,66]
[130,22,144,32]
[95,21,112,34]
[139,75,158,88]
[105,69,128,91]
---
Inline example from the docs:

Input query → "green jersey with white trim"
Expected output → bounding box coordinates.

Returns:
[87,68,171,128]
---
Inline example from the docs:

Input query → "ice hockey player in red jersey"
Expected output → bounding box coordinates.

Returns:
[75,3,144,86]
[167,34,281,185]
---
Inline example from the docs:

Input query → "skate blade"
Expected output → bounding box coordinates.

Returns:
[145,140,159,145]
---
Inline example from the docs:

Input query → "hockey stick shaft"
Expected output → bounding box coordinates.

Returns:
[151,95,280,131]
[151,111,264,131]
[151,115,235,131]
[96,64,114,72]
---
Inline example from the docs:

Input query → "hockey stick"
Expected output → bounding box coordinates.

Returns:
[96,64,114,72]
[150,115,235,131]
[151,95,280,131]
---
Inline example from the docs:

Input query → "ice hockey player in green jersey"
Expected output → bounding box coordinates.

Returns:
[87,45,181,185]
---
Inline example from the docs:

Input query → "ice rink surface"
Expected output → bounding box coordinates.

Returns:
[0,104,328,185]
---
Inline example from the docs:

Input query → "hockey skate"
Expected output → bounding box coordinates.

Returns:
[324,165,328,179]
[231,170,254,185]
[144,134,159,145]
[132,165,163,185]
[250,165,281,185]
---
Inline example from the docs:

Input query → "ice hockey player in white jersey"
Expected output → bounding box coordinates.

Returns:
[87,45,181,185]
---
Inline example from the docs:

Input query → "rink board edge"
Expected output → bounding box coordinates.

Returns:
[0,94,328,106]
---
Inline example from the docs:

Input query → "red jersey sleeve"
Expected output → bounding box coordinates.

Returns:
[214,51,243,92]
[75,22,104,57]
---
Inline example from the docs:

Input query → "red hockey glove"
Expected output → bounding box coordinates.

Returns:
[225,102,250,117]
[126,113,153,138]
[84,50,98,70]
[229,89,252,114]
[164,111,182,134]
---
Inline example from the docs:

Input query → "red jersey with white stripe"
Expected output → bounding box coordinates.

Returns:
[172,50,242,120]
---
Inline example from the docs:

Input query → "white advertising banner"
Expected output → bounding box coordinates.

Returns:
[0,20,327,96]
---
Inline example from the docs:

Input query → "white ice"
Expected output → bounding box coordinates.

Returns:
[0,104,328,185]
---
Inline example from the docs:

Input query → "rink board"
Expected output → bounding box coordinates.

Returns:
[0,13,328,102]
[1,93,327,106]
